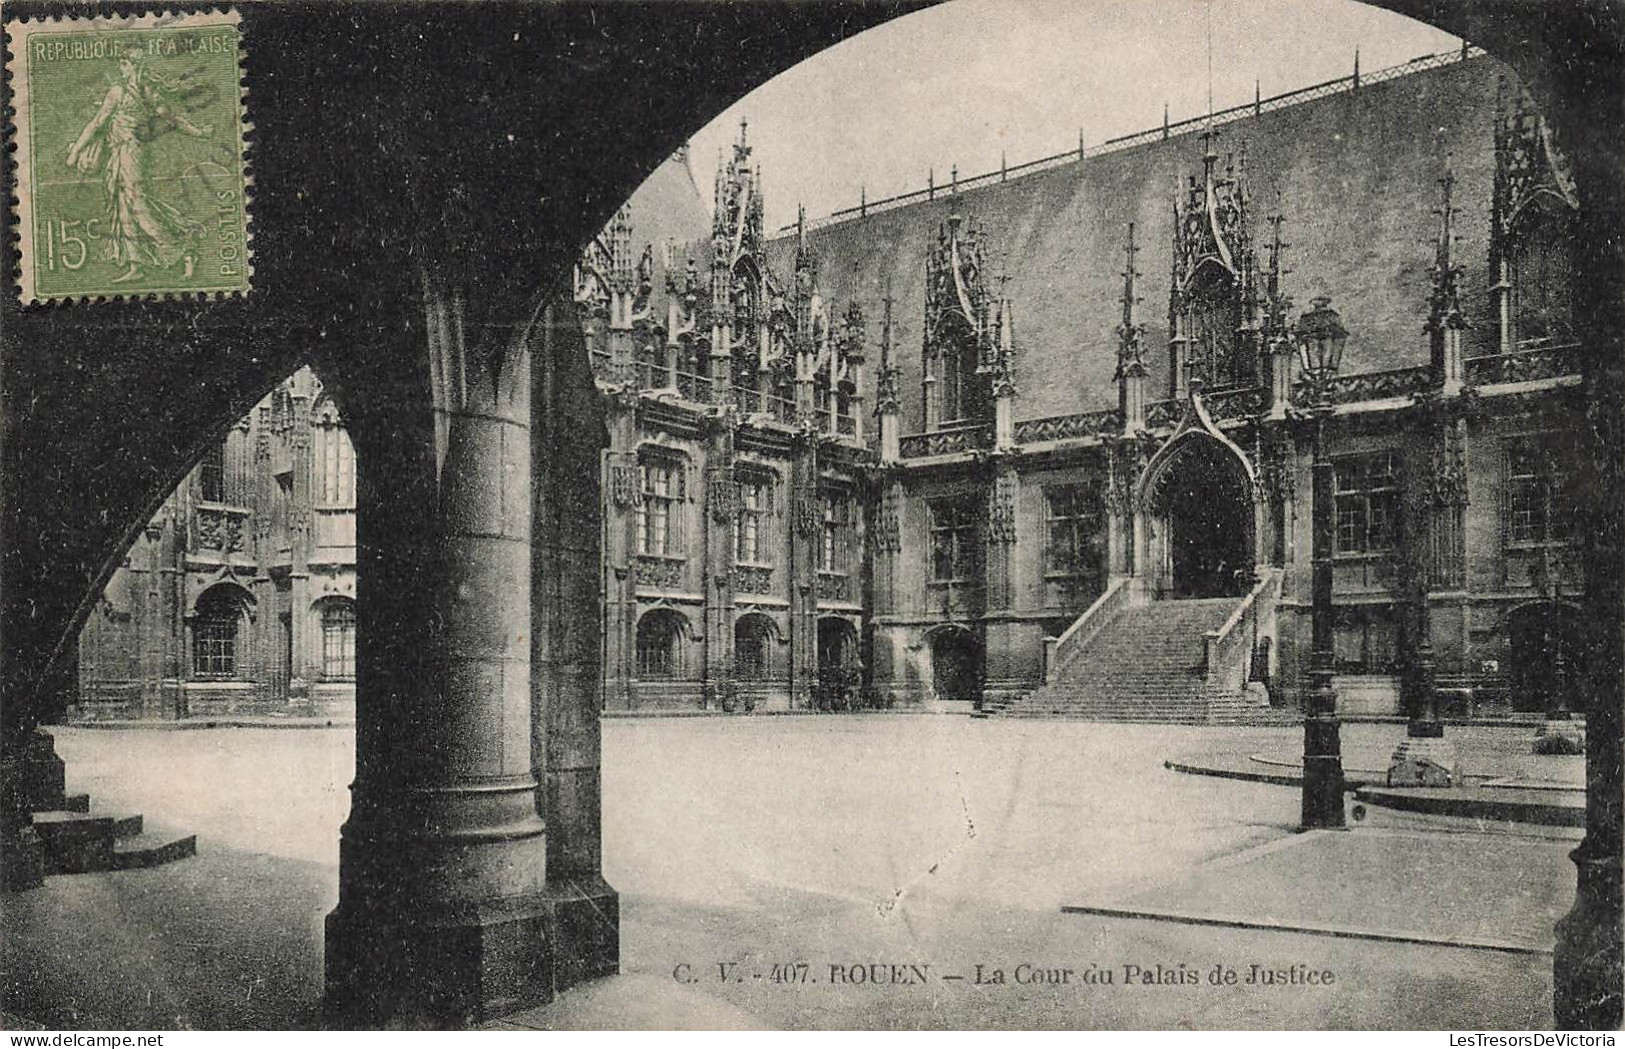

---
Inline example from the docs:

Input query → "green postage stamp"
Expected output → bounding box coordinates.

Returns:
[7,10,250,302]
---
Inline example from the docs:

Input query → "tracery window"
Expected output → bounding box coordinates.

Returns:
[637,455,686,557]
[936,317,982,425]
[192,587,245,678]
[1333,452,1401,556]
[820,490,852,574]
[313,422,356,507]
[1506,434,1574,547]
[320,600,357,681]
[1184,272,1244,389]
[1044,484,1102,579]
[735,470,774,566]
[1511,214,1576,346]
[198,442,226,503]
[929,498,981,583]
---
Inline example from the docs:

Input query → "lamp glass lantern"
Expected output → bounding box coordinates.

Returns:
[1294,296,1348,387]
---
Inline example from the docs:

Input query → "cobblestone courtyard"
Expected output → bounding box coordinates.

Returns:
[3,717,1571,1029]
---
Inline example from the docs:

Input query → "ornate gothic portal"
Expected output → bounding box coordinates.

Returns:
[1140,433,1256,600]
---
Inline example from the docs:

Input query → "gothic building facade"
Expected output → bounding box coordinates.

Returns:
[71,48,1584,724]
[73,367,358,720]
[583,47,1586,719]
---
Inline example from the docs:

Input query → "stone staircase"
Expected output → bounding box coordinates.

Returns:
[998,597,1283,724]
[21,730,197,877]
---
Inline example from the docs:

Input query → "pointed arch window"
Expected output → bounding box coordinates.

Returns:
[1184,269,1244,390]
[313,418,356,508]
[636,610,686,679]
[936,314,982,425]
[1511,206,1577,346]
[198,442,226,503]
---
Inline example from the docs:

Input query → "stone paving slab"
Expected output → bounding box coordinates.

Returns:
[1083,827,1575,955]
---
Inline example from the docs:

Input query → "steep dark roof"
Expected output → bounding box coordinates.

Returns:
[766,54,1504,432]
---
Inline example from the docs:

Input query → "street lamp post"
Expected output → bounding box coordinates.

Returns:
[1296,297,1348,831]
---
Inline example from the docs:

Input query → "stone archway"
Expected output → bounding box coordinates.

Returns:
[1149,436,1254,598]
[1133,399,1262,600]
[0,1,1619,1033]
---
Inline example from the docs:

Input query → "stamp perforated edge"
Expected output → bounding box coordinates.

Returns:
[4,7,253,306]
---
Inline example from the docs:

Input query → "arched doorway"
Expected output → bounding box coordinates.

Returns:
[1140,431,1256,599]
[1507,602,1584,714]
[929,626,983,705]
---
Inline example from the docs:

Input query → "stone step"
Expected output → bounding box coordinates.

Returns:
[31,812,115,874]
[32,808,166,874]
[112,829,198,871]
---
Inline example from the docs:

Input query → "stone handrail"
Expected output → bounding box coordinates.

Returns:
[1202,571,1280,691]
[1045,576,1130,684]
[1464,341,1582,387]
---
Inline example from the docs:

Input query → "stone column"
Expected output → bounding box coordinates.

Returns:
[1554,120,1624,1029]
[324,283,551,1027]
[600,398,639,712]
[533,299,619,995]
[788,429,821,709]
[704,420,738,710]
[288,393,314,704]
[138,523,167,719]
[981,461,1020,705]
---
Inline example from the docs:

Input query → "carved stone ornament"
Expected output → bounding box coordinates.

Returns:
[708,473,740,524]
[632,556,683,590]
[985,476,1018,545]
[735,565,774,594]
[794,494,822,537]
[609,455,642,510]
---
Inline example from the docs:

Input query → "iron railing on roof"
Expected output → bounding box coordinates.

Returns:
[777,45,1485,237]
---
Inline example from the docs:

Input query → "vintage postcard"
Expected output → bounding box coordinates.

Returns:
[0,0,1618,1038]
[7,10,249,303]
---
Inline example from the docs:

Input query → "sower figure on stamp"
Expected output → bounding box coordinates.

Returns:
[65,46,213,284]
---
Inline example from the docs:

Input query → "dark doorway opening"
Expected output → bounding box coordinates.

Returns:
[929,627,983,705]
[1507,602,1584,714]
[816,617,859,710]
[1156,438,1253,599]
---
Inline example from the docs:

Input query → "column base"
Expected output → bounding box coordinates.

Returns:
[1,824,46,891]
[1554,844,1623,1029]
[324,892,554,1029]
[1388,733,1460,787]
[323,877,621,1028]
[23,728,67,811]
[544,875,620,994]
